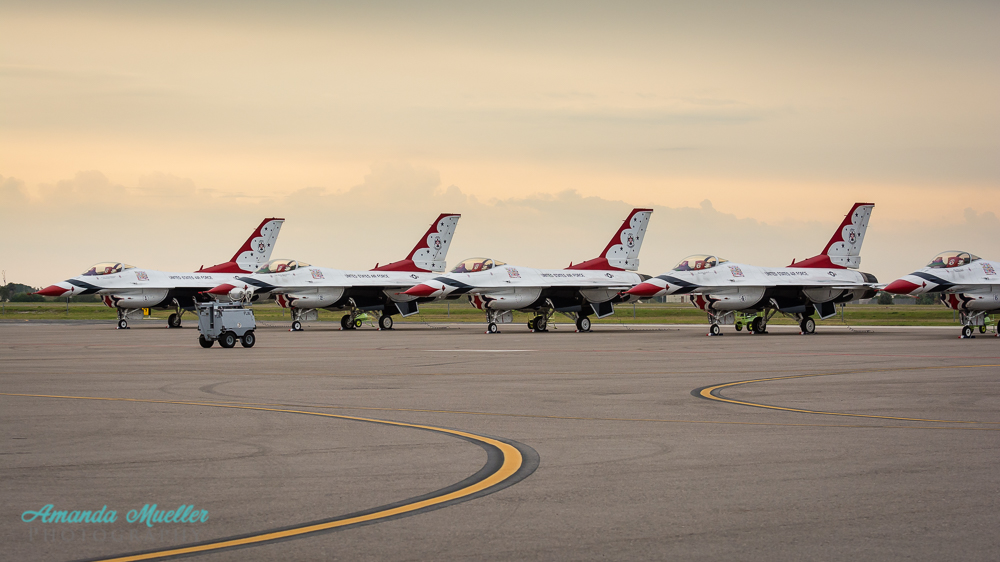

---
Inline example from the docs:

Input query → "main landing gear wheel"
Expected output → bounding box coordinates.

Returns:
[340,315,351,330]
[709,324,721,336]
[962,325,974,338]
[379,315,394,330]
[117,319,128,330]
[198,335,213,348]
[168,313,181,328]
[576,316,592,332]
[534,316,548,332]
[800,317,816,334]
[750,317,765,334]
[219,331,237,348]
[487,322,499,334]
[291,320,303,332]
[240,331,256,348]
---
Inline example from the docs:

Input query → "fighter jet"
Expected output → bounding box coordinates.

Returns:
[884,251,1000,338]
[205,214,461,331]
[626,203,878,335]
[403,208,653,333]
[34,218,284,329]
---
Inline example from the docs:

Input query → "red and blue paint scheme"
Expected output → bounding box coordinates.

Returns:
[884,251,1000,337]
[403,208,653,333]
[205,214,461,332]
[626,203,879,336]
[34,218,284,329]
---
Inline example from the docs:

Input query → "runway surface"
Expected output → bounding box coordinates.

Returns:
[2,321,999,561]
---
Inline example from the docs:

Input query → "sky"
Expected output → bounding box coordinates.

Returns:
[2,1,998,287]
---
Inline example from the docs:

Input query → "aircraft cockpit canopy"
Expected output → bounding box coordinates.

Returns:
[450,257,507,273]
[255,259,311,274]
[926,251,981,269]
[82,262,135,276]
[673,255,727,272]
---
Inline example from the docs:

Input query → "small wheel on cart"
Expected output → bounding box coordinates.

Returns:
[240,331,255,348]
[117,319,128,330]
[487,322,499,334]
[734,323,742,332]
[198,335,214,348]
[378,315,393,330]
[979,325,987,334]
[962,325,973,338]
[168,313,181,328]
[709,324,721,336]
[354,318,363,329]
[291,320,303,332]
[527,318,536,331]
[219,331,237,348]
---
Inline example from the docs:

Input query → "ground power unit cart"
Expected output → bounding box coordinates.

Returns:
[196,301,256,348]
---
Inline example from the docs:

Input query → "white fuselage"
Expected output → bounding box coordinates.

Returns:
[50,269,249,309]
[231,267,440,311]
[889,259,1000,313]
[639,262,874,313]
[412,265,643,312]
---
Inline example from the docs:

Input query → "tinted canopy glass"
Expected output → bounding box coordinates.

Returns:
[255,259,311,274]
[672,255,726,272]
[926,251,980,269]
[450,257,507,273]
[82,262,135,276]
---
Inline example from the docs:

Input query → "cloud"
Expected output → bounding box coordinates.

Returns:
[2,164,998,287]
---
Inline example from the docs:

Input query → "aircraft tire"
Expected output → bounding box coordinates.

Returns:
[487,322,499,334]
[709,324,721,336]
[801,317,816,334]
[962,325,973,338]
[576,316,591,332]
[292,320,303,332]
[240,331,256,348]
[117,319,128,330]
[751,317,765,334]
[379,315,393,330]
[168,313,180,328]
[535,316,548,332]
[340,315,351,330]
[219,332,237,348]
[198,336,214,348]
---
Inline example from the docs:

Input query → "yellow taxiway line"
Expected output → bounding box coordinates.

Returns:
[0,392,530,562]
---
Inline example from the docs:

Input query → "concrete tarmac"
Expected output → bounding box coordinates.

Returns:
[2,320,998,561]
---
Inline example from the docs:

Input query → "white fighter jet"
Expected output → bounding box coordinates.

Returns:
[205,214,461,331]
[626,203,879,335]
[402,208,653,333]
[34,218,284,329]
[884,251,1000,338]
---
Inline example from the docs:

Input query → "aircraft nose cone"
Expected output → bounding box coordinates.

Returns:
[625,282,664,297]
[35,284,70,297]
[884,279,920,294]
[205,283,236,295]
[403,284,439,297]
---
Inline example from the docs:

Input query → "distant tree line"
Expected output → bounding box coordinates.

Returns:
[876,291,939,305]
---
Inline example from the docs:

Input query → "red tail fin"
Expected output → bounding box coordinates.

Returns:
[567,208,653,271]
[373,214,461,272]
[789,203,874,269]
[197,218,285,273]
